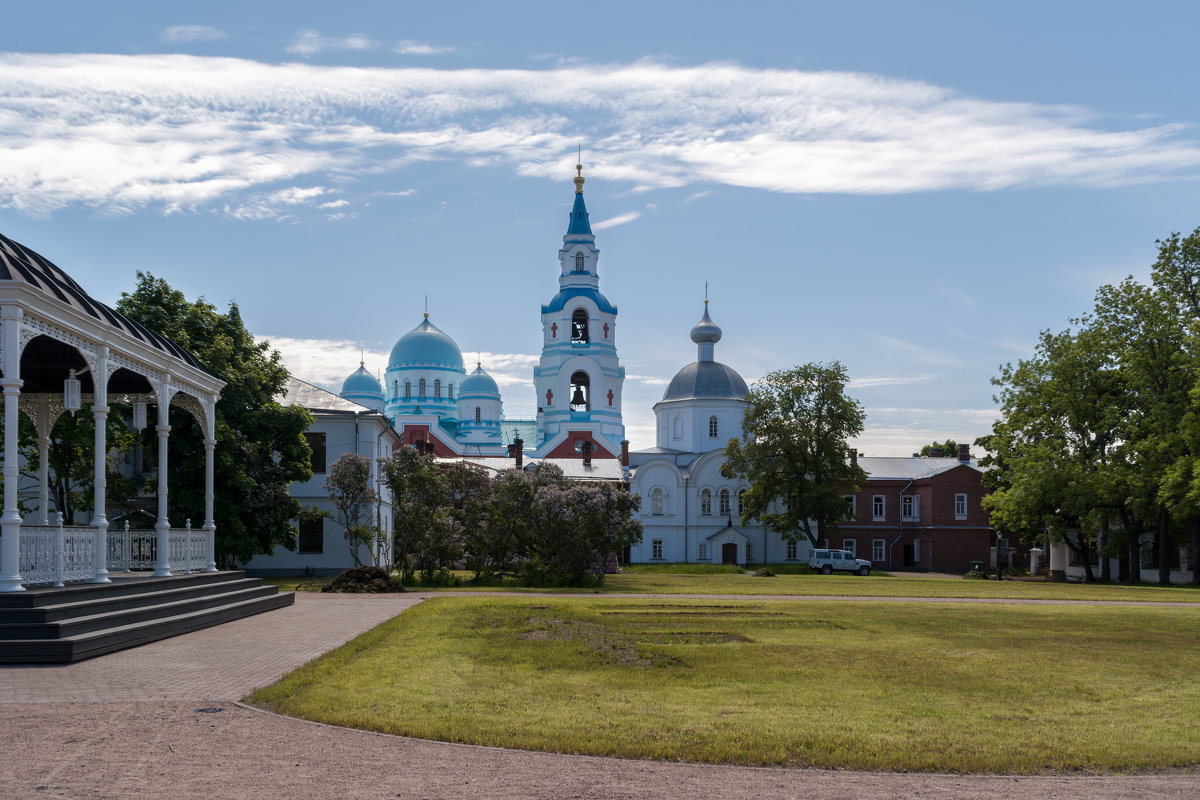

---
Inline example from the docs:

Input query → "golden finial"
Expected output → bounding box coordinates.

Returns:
[424,294,429,319]
[705,281,709,305]
[574,145,585,194]
[360,348,365,367]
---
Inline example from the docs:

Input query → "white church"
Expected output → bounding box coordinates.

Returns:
[267,162,799,571]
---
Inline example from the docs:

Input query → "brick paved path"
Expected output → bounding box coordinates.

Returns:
[0,591,427,702]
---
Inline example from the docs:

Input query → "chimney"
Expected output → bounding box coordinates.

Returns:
[912,452,920,458]
[581,439,592,467]
[620,440,630,467]
[850,448,858,467]
[930,448,943,458]
[958,443,970,462]
[511,436,524,469]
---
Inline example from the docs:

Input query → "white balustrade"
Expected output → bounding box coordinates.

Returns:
[17,522,214,586]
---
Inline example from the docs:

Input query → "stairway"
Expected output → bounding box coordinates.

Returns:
[0,571,294,664]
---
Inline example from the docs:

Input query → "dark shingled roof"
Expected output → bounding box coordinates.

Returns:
[0,233,206,371]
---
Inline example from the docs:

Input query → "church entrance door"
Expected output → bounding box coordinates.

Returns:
[722,543,738,565]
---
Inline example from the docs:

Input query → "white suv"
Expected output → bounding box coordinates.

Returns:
[809,549,872,576]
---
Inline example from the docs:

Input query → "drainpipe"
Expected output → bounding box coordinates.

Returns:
[888,478,914,570]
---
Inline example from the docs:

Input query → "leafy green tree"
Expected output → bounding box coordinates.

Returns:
[722,362,867,548]
[323,452,379,567]
[978,322,1128,583]
[379,445,444,582]
[918,440,958,458]
[468,469,534,580]
[116,273,313,565]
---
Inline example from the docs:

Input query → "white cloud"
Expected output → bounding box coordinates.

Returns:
[286,31,376,55]
[162,25,227,43]
[394,40,455,55]
[872,335,963,366]
[593,211,641,230]
[848,374,940,388]
[3,54,1200,218]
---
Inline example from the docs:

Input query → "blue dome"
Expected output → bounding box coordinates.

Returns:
[690,304,722,344]
[662,361,749,402]
[389,316,465,371]
[459,364,500,396]
[541,287,617,315]
[341,364,383,397]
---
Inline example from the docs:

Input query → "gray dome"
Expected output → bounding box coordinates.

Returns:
[662,361,749,401]
[690,304,722,344]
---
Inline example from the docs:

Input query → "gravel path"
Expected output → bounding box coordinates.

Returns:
[2,589,1197,799]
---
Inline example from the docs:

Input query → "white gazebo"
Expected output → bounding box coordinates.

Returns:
[0,233,225,591]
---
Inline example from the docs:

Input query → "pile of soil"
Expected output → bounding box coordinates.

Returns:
[321,566,406,593]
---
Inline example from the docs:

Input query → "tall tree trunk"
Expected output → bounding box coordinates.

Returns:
[1158,507,1171,585]
[1127,521,1141,584]
[1079,536,1095,583]
[1191,518,1200,586]
[1099,519,1111,582]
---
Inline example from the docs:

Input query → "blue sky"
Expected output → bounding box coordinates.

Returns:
[4,1,1200,454]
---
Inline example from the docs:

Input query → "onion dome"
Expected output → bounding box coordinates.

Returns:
[662,361,749,401]
[690,303,722,345]
[459,363,500,397]
[388,315,465,371]
[341,363,383,396]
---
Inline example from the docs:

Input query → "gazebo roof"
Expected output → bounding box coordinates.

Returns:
[0,233,206,372]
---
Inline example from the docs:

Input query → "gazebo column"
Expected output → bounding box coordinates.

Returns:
[0,304,26,592]
[88,346,111,583]
[203,433,217,572]
[36,395,51,526]
[152,392,172,577]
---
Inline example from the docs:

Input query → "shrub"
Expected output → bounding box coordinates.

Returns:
[322,566,405,593]
[753,568,776,577]
[963,569,988,580]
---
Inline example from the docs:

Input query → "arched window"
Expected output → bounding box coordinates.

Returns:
[474,406,481,424]
[709,415,719,438]
[448,383,453,400]
[571,308,589,343]
[404,381,411,400]
[651,487,664,516]
[737,489,745,515]
[719,488,731,516]
[393,380,398,399]
[418,378,426,398]
[575,252,585,272]
[570,371,590,411]
[672,416,682,440]
[701,488,712,515]
[434,379,441,400]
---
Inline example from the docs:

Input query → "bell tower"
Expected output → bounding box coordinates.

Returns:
[532,159,626,458]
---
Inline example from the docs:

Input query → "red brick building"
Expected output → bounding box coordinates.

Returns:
[834,444,996,572]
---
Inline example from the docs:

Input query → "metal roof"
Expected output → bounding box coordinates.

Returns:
[282,376,380,414]
[0,232,207,372]
[661,360,749,401]
[858,456,982,480]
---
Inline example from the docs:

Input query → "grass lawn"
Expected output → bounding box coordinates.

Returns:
[262,569,1200,603]
[247,595,1200,773]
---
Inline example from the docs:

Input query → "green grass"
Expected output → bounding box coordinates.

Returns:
[264,569,1200,602]
[248,595,1200,773]
[621,562,748,574]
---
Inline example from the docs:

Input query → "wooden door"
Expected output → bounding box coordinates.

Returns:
[722,542,738,564]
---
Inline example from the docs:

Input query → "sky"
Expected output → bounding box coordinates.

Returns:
[3,1,1200,455]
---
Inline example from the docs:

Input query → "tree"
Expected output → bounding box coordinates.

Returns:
[379,445,444,582]
[918,440,958,458]
[722,362,867,548]
[116,273,313,565]
[323,452,379,567]
[978,322,1128,583]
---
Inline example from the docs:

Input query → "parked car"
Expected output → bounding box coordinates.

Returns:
[809,549,872,576]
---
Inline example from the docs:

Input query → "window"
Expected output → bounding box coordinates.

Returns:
[575,252,585,272]
[448,383,454,399]
[843,539,856,557]
[305,432,326,474]
[872,539,885,562]
[474,407,481,424]
[571,309,589,343]
[737,489,745,515]
[709,415,719,438]
[719,488,731,516]
[652,539,663,559]
[404,381,411,400]
[298,517,323,553]
[701,489,712,515]
[419,378,426,398]
[872,495,885,521]
[651,487,664,515]
[570,370,590,411]
[698,542,708,560]
[843,495,857,520]
[902,495,919,521]
[786,540,797,560]
[672,416,682,439]
[746,542,752,561]
[434,379,441,400]
[955,492,968,519]
[393,380,399,400]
